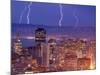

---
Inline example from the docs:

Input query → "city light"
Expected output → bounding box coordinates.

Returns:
[90,63,95,70]
[26,36,34,40]
[12,31,96,74]
[11,1,96,74]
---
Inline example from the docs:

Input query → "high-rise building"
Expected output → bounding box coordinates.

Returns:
[14,32,23,55]
[41,43,49,68]
[35,28,46,43]
[35,28,47,67]
[48,39,57,69]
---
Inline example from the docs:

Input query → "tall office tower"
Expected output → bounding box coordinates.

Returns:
[41,43,49,68]
[35,28,47,66]
[48,39,57,69]
[14,32,22,55]
[35,28,46,43]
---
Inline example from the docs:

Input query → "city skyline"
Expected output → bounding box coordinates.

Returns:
[11,1,96,47]
[12,24,96,47]
[11,1,96,74]
[11,27,96,74]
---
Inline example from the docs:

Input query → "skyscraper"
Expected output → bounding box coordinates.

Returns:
[48,39,57,69]
[14,32,23,55]
[35,28,46,43]
[35,27,47,67]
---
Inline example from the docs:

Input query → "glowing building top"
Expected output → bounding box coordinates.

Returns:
[35,28,46,43]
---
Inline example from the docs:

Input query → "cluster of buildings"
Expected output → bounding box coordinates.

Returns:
[11,27,96,74]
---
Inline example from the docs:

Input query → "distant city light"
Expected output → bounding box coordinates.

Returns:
[25,71,34,74]
[18,39,21,42]
[26,36,34,39]
[12,28,96,74]
[90,64,95,70]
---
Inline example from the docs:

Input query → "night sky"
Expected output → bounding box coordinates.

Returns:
[11,1,96,47]
[12,1,96,26]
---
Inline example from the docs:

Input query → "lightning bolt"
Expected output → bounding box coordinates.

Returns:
[27,2,32,24]
[73,9,79,28]
[19,4,27,24]
[59,4,63,27]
